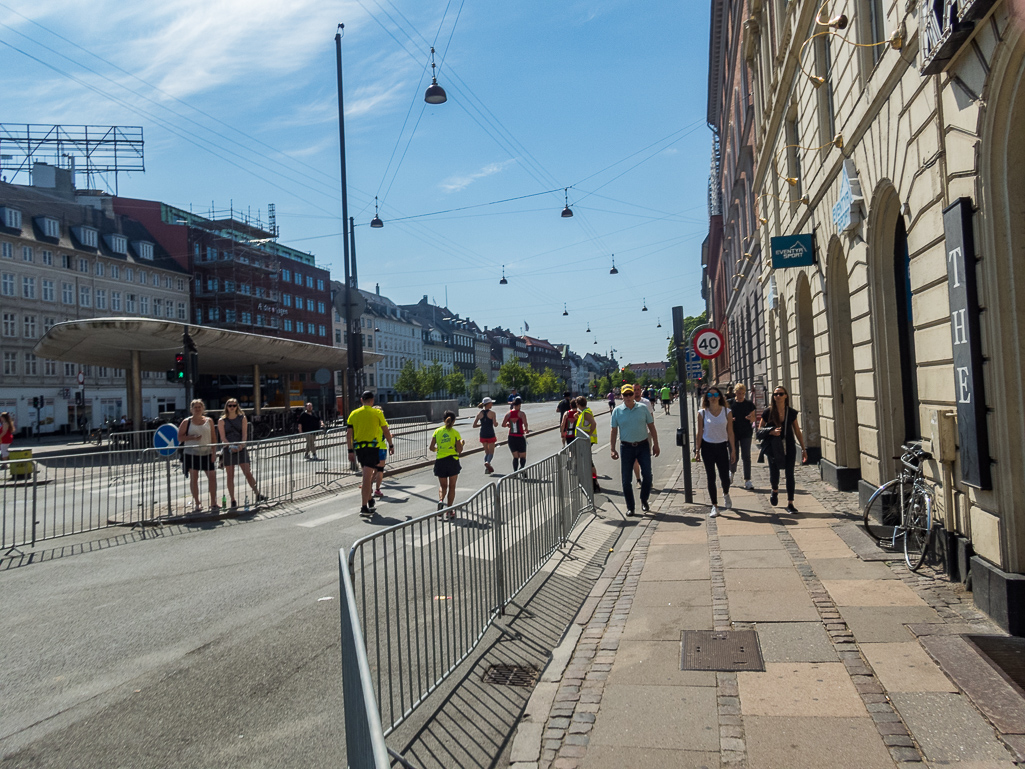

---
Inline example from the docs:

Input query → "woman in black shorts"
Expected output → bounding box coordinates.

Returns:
[502,397,530,472]
[178,399,218,512]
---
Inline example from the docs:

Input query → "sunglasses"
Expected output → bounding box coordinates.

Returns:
[226,404,239,408]
[708,392,721,397]
[773,392,787,397]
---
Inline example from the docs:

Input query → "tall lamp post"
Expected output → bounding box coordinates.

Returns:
[335,25,363,416]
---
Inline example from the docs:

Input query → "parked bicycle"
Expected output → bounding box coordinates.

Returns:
[862,442,934,570]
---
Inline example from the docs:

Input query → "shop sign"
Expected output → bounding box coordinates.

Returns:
[920,0,997,75]
[832,159,863,233]
[770,233,815,269]
[942,197,991,489]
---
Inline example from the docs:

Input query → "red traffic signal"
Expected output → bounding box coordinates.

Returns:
[174,352,186,380]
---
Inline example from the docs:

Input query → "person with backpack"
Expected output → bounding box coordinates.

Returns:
[502,396,529,472]
[472,397,498,474]
[560,397,579,446]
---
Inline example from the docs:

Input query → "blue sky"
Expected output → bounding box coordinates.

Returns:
[1,0,711,365]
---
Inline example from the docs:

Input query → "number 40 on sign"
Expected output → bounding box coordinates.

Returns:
[693,328,725,360]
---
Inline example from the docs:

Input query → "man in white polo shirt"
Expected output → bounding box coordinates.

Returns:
[610,384,660,516]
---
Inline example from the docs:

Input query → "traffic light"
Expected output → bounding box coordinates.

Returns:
[174,352,186,381]
[32,397,38,408]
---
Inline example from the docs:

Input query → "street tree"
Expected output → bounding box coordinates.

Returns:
[470,367,488,402]
[396,359,421,398]
[422,361,445,398]
[445,371,467,399]
[498,360,531,394]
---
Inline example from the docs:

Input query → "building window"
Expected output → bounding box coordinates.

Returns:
[126,294,136,313]
[317,301,325,314]
[177,278,185,291]
[1,273,12,296]
[206,278,218,292]
[25,353,37,376]
[282,268,291,282]
[256,314,264,327]
[177,302,186,320]
[3,352,16,375]
[23,315,36,338]
[166,302,175,319]
[64,362,76,376]
[225,309,236,323]
[224,280,235,293]
[41,249,52,265]
[240,284,251,295]
[111,264,120,279]
[138,242,154,261]
[44,358,57,376]
[125,268,133,283]
[335,329,341,343]
[22,276,36,299]
[319,324,326,337]
[111,291,122,311]
[1,242,11,259]
[209,307,220,322]
[306,276,313,288]
[138,270,146,285]
[108,234,128,254]
[255,286,266,298]
[284,319,293,332]
[22,245,33,262]
[152,297,161,315]
[1,208,21,229]
[306,298,314,311]
[241,311,252,324]
[95,289,106,309]
[42,279,54,302]
[2,313,15,336]
[140,296,150,315]
[41,217,60,238]
[95,262,104,277]
[296,321,305,334]
[283,294,292,307]
[78,257,89,273]
[317,279,324,291]
[43,316,55,332]
[62,282,75,304]
[79,286,92,307]
[294,272,302,285]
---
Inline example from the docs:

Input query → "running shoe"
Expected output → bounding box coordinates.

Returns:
[786,502,799,514]
[724,494,733,510]
[359,505,372,517]
[373,489,384,498]
[367,496,375,510]
[770,491,778,507]
[744,481,754,491]
[709,505,718,518]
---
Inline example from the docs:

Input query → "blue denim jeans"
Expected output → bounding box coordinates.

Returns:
[620,440,651,512]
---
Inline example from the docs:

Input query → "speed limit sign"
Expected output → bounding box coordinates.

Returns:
[693,328,725,360]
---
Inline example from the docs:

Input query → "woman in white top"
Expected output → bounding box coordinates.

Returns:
[693,384,735,517]
[178,399,218,512]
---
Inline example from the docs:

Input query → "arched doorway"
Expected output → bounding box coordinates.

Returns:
[868,186,920,480]
[795,274,821,462]
[979,29,1025,574]
[827,241,861,488]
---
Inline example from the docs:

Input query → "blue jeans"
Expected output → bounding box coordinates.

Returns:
[620,441,651,512]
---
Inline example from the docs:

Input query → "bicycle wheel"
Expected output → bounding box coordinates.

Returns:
[904,486,933,571]
[863,478,911,546]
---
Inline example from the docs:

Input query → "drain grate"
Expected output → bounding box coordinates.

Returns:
[681,630,764,672]
[965,635,1025,696]
[482,664,540,688]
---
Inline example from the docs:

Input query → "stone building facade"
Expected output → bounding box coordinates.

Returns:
[728,0,1025,631]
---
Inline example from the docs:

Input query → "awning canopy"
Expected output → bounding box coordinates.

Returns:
[33,318,381,375]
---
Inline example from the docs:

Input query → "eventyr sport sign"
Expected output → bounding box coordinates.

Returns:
[693,328,725,360]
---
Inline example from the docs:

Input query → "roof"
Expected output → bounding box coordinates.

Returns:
[522,335,559,352]
[34,318,382,374]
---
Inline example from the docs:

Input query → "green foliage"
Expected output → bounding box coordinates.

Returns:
[445,371,467,398]
[536,368,560,397]
[469,367,488,402]
[422,361,445,398]
[396,359,423,398]
[497,359,531,393]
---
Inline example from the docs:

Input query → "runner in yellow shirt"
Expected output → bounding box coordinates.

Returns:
[430,410,465,520]
[346,391,394,518]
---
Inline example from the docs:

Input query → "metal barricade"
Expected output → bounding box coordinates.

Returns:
[0,417,433,554]
[338,438,594,761]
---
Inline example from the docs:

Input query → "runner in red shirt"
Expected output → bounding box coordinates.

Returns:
[502,397,530,472]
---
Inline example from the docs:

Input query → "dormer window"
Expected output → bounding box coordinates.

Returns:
[132,241,154,261]
[73,225,98,249]
[0,207,22,230]
[35,216,60,238]
[105,234,128,254]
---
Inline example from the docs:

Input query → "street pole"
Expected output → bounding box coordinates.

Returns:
[672,306,694,504]
[349,216,363,395]
[335,26,356,418]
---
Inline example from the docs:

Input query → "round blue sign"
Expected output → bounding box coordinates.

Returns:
[154,423,180,457]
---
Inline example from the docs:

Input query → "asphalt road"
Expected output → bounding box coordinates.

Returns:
[0,401,688,768]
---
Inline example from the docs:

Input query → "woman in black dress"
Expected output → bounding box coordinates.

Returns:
[759,385,808,513]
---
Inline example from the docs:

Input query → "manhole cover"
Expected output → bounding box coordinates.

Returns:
[681,630,764,671]
[965,635,1025,696]
[482,664,539,688]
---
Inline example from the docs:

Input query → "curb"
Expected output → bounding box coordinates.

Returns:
[507,463,683,767]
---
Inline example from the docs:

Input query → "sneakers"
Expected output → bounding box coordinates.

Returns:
[770,491,778,507]
[723,494,732,510]
[485,462,493,474]
[256,493,268,502]
[359,505,372,517]
[709,505,718,518]
[786,502,799,514]
[447,510,456,521]
[367,496,375,510]
[744,480,754,491]
[373,489,384,498]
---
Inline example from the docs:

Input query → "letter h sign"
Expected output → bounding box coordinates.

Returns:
[942,198,991,489]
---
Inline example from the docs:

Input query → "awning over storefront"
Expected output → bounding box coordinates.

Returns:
[33,318,381,373]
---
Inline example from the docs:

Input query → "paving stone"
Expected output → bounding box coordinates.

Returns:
[860,642,958,693]
[738,662,867,717]
[754,621,838,663]
[589,684,719,751]
[890,692,1019,765]
[745,716,896,769]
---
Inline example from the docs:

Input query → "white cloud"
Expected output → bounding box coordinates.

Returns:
[439,160,515,193]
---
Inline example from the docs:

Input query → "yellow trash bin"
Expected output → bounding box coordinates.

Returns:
[8,448,34,479]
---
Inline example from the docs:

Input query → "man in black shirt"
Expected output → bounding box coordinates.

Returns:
[728,383,758,489]
[297,402,324,460]
[556,391,572,420]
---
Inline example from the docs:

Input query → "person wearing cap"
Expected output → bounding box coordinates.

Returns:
[346,391,395,518]
[473,397,498,474]
[610,384,660,516]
